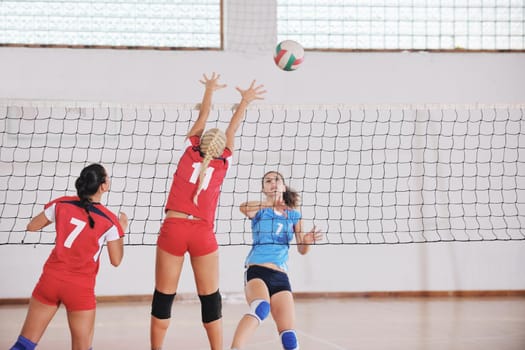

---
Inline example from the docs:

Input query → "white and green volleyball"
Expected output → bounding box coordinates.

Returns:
[274,40,304,71]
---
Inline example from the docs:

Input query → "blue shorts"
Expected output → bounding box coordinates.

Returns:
[245,265,292,297]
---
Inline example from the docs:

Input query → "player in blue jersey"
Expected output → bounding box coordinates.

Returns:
[230,171,323,350]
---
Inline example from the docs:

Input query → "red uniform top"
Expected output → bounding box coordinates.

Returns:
[165,135,232,224]
[41,195,124,286]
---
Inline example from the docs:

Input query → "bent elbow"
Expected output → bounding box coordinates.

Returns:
[239,207,246,216]
[298,246,309,255]
[109,246,124,267]
[110,256,123,267]
[108,238,124,267]
[239,203,250,217]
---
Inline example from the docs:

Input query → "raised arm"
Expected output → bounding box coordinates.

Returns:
[225,80,266,151]
[106,211,128,267]
[187,72,227,139]
[239,201,269,219]
[239,197,287,219]
[294,220,323,255]
[26,211,52,231]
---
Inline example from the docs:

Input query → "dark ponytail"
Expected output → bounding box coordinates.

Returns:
[283,187,300,209]
[75,163,107,228]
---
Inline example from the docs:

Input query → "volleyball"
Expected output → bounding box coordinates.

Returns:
[274,40,304,71]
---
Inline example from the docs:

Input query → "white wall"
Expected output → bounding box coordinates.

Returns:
[1,48,524,105]
[1,47,525,298]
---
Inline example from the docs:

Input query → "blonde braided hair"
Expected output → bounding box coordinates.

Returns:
[193,128,227,205]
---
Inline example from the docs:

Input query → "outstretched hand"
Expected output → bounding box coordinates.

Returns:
[200,72,227,92]
[303,225,323,245]
[236,80,266,104]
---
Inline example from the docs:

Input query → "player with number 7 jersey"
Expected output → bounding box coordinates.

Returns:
[10,163,128,350]
[41,195,125,285]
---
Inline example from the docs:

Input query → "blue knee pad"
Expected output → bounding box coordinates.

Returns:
[280,329,298,350]
[10,335,37,350]
[248,299,270,324]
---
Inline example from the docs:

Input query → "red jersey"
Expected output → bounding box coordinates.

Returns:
[41,195,124,285]
[165,135,232,224]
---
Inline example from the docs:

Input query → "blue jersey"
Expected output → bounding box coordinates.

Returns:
[245,207,301,271]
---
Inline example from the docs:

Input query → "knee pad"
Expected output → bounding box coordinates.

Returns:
[199,289,222,323]
[247,299,270,324]
[151,289,176,319]
[280,329,298,350]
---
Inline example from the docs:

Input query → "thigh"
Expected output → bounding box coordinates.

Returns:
[190,251,219,295]
[20,297,59,343]
[245,278,271,303]
[270,291,296,332]
[155,246,184,293]
[67,309,96,350]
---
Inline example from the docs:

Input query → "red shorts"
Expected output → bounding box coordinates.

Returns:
[32,272,96,311]
[157,217,218,257]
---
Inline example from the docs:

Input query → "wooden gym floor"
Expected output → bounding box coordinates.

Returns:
[1,295,524,350]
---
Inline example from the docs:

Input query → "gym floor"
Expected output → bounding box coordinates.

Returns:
[1,295,524,350]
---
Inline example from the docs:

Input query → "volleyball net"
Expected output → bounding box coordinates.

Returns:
[1,100,524,245]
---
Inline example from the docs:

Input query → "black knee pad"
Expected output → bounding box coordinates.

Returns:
[198,289,222,323]
[151,289,176,319]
